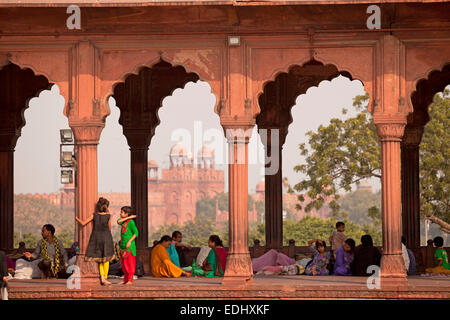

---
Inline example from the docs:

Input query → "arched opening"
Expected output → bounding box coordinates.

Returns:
[403,63,450,250]
[0,62,60,251]
[110,58,226,271]
[255,59,379,250]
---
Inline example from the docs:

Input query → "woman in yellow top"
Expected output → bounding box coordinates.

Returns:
[151,235,192,278]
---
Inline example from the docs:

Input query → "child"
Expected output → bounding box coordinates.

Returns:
[75,197,115,286]
[425,236,450,275]
[304,239,331,276]
[117,206,138,285]
[329,222,347,259]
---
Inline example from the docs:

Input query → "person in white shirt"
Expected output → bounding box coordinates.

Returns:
[401,238,410,273]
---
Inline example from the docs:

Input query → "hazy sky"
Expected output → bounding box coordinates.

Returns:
[14,75,378,195]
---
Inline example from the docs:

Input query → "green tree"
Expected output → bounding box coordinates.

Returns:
[282,216,373,246]
[292,93,380,218]
[196,197,217,221]
[338,189,382,225]
[292,90,450,234]
[420,89,450,226]
[14,195,75,248]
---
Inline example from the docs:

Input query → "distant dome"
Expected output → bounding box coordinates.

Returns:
[148,160,158,168]
[197,145,214,158]
[170,142,188,156]
[256,179,265,192]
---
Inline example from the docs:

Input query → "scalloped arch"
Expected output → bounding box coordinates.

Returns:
[110,57,200,136]
[105,56,217,122]
[0,62,53,143]
[409,62,450,126]
[256,58,366,135]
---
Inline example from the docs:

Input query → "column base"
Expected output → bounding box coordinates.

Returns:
[76,254,101,288]
[222,253,253,285]
[380,254,408,288]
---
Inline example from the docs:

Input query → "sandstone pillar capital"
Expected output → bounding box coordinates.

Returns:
[70,120,105,145]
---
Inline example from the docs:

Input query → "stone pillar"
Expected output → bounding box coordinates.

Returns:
[0,133,16,251]
[401,126,423,249]
[263,128,284,249]
[124,129,151,250]
[222,126,254,284]
[376,122,408,284]
[71,121,104,285]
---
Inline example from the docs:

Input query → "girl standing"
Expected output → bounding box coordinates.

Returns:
[75,197,115,285]
[117,206,138,285]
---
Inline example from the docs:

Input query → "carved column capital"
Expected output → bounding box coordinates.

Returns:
[0,128,20,151]
[375,123,406,142]
[70,120,105,145]
[222,122,255,144]
[123,127,154,149]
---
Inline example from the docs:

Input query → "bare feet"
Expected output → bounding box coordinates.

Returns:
[118,281,127,285]
[101,279,112,286]
[125,282,133,285]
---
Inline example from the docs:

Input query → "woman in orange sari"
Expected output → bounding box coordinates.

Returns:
[151,235,192,278]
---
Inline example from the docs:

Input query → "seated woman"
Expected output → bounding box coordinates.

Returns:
[193,235,227,277]
[351,235,381,276]
[151,235,191,278]
[333,238,356,276]
[304,239,331,276]
[252,249,296,274]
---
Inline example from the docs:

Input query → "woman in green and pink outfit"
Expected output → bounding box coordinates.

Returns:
[117,206,138,285]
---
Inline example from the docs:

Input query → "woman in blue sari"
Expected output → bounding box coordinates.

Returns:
[333,238,356,276]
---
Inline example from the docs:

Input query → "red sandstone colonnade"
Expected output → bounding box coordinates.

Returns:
[0,3,449,286]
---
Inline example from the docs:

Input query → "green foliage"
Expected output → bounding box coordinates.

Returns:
[292,89,450,234]
[196,197,217,221]
[14,232,41,248]
[338,189,382,225]
[420,89,450,223]
[293,93,380,218]
[282,216,379,246]
[14,195,74,248]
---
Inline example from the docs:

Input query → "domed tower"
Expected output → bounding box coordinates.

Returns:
[197,144,215,169]
[256,178,265,193]
[169,142,189,168]
[148,159,159,180]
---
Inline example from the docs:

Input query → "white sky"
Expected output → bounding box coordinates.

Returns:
[14,75,380,195]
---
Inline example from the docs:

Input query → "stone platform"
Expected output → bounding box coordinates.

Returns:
[7,275,450,300]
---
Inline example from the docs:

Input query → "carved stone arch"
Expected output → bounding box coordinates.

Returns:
[112,58,200,143]
[408,63,450,130]
[256,58,363,142]
[3,50,72,119]
[0,62,52,148]
[104,55,219,122]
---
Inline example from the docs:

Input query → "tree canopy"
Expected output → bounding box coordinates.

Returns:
[420,89,450,226]
[292,89,450,233]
